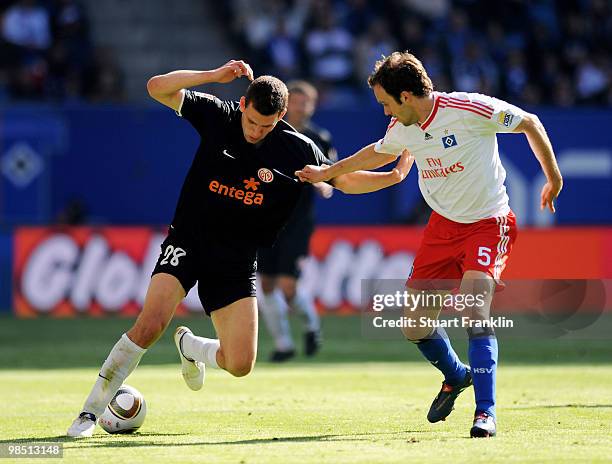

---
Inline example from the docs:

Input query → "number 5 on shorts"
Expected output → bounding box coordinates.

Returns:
[160,245,187,266]
[477,246,492,266]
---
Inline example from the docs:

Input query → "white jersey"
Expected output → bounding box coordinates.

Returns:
[375,91,526,223]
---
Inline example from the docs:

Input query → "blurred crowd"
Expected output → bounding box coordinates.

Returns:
[0,0,123,102]
[221,0,612,107]
[3,0,610,107]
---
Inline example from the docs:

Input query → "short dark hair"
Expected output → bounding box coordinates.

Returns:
[367,51,434,103]
[245,76,288,115]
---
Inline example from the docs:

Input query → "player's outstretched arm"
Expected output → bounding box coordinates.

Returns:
[514,113,563,213]
[295,143,398,183]
[333,150,415,194]
[146,60,254,111]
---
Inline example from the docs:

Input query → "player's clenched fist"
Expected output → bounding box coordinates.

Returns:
[295,164,331,183]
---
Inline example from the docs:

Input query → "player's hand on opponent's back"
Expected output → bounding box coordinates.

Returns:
[295,164,332,183]
[540,176,563,213]
[211,60,254,84]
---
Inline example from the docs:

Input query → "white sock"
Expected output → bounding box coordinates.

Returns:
[82,333,146,418]
[289,291,320,332]
[181,332,220,368]
[259,290,294,351]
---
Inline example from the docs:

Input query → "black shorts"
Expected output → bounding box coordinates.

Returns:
[258,217,314,278]
[152,227,257,315]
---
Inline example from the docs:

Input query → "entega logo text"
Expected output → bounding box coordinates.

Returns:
[209,178,264,205]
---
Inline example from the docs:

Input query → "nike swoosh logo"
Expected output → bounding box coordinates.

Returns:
[222,149,235,159]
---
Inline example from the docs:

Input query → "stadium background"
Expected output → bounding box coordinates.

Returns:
[0,1,611,462]
[1,0,612,314]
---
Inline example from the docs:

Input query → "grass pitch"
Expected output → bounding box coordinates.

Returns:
[1,315,611,463]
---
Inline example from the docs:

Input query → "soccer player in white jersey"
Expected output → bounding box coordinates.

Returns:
[296,51,563,437]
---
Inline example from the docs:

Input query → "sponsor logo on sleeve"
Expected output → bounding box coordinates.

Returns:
[497,112,514,127]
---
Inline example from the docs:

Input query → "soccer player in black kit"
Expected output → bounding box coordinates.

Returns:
[67,59,415,437]
[258,80,336,362]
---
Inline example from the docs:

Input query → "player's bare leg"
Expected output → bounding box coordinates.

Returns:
[402,287,471,423]
[460,270,498,438]
[179,297,258,378]
[400,288,446,342]
[128,273,186,347]
[259,275,295,361]
[278,275,321,357]
[212,297,258,376]
[67,273,184,437]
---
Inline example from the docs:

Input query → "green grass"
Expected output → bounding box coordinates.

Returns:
[0,315,611,463]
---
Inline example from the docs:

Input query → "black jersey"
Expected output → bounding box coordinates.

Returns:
[290,123,337,222]
[171,90,331,247]
[302,124,336,163]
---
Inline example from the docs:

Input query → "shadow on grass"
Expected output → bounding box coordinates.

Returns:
[0,432,190,444]
[508,403,612,410]
[1,430,429,448]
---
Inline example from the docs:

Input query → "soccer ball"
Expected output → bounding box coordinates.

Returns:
[99,385,147,434]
